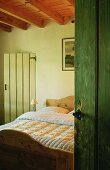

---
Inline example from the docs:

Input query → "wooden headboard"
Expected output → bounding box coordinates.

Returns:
[46,96,74,111]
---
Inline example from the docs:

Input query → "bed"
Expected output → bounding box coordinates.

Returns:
[0,96,75,170]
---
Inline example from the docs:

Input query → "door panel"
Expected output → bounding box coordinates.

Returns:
[23,53,30,113]
[75,0,97,169]
[98,0,110,169]
[4,54,10,123]
[17,53,23,117]
[30,53,36,111]
[4,53,36,123]
[10,53,17,121]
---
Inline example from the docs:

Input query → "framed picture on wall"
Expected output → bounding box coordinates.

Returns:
[62,37,75,71]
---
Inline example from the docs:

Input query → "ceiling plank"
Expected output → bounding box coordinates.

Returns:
[0,2,46,27]
[29,0,66,24]
[66,0,74,5]
[0,11,28,30]
[0,22,12,32]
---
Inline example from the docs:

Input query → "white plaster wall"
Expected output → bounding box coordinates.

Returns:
[0,22,75,110]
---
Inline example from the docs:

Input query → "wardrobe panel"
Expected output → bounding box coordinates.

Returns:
[4,54,10,123]
[30,53,36,111]
[4,52,36,123]
[17,53,23,117]
[10,53,17,121]
[23,53,30,113]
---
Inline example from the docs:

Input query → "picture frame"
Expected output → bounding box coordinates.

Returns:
[62,37,75,71]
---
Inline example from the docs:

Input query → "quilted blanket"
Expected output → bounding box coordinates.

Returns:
[0,112,75,153]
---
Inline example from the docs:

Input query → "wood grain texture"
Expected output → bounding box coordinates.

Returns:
[0,22,12,32]
[0,0,74,31]
[75,0,97,169]
[0,11,28,30]
[98,0,110,169]
[0,129,73,170]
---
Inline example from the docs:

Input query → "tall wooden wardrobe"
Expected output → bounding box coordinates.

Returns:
[75,0,110,170]
[4,53,36,123]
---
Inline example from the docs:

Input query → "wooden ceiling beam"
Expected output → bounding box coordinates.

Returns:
[0,22,12,32]
[66,0,74,6]
[29,0,66,24]
[0,11,28,30]
[65,0,75,23]
[0,2,46,27]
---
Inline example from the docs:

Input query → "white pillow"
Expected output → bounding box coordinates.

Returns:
[36,106,69,114]
[16,107,70,121]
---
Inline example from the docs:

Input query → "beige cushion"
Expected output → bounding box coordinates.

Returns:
[46,96,74,111]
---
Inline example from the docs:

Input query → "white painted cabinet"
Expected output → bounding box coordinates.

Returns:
[4,53,36,123]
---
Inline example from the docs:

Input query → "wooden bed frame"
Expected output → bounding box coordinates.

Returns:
[0,129,74,170]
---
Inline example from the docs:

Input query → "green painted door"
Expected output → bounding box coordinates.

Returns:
[75,0,110,170]
[98,0,110,169]
[75,0,97,170]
